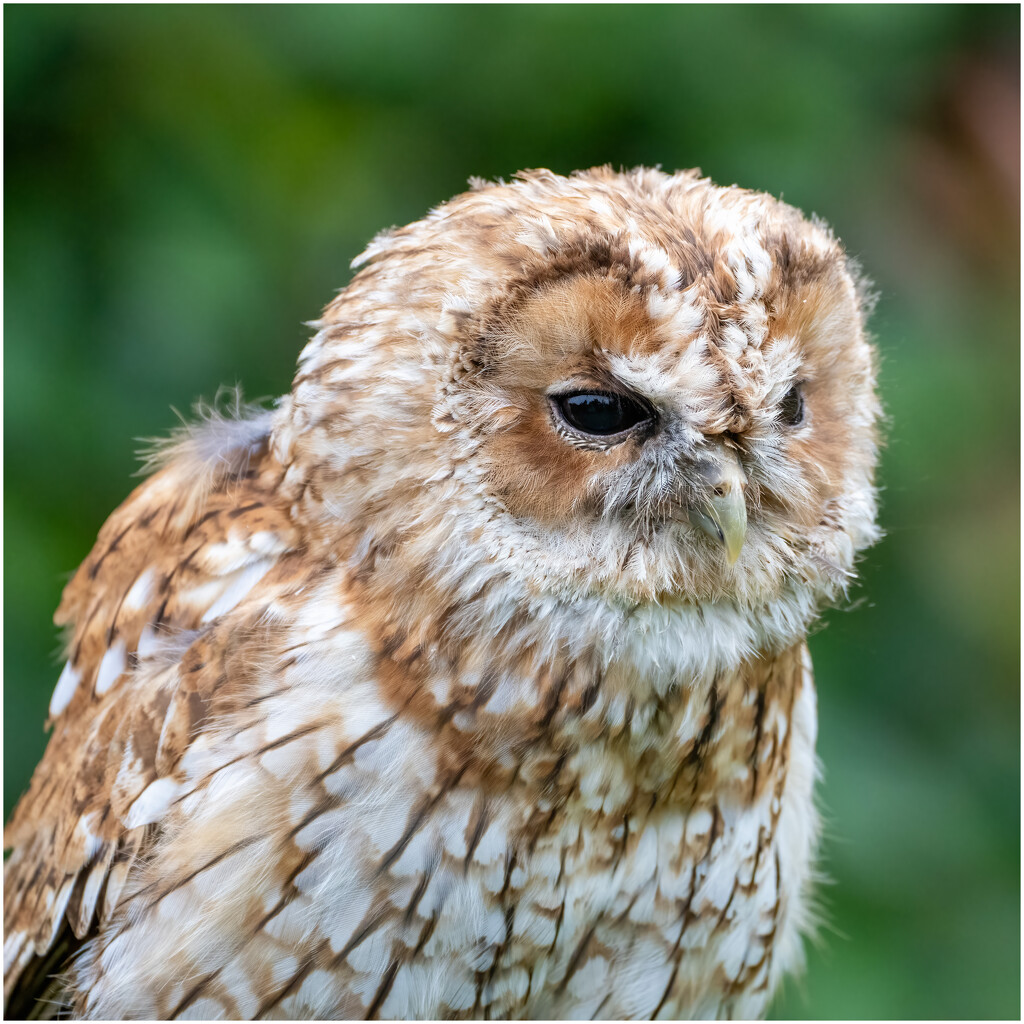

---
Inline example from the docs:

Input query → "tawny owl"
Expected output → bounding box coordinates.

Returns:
[4,167,880,1020]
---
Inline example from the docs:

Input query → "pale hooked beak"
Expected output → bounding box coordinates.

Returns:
[687,445,748,565]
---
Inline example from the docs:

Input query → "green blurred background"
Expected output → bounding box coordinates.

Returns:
[5,5,1019,1018]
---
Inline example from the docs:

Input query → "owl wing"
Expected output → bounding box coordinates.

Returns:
[3,412,300,1013]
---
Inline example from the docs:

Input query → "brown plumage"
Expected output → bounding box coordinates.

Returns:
[4,167,880,1019]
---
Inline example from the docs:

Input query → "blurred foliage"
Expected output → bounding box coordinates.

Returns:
[4,5,1019,1019]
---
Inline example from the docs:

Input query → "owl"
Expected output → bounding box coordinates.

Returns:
[4,167,880,1020]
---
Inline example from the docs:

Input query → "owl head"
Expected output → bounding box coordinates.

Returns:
[273,167,880,678]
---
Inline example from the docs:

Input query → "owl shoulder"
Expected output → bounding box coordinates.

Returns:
[3,407,303,1010]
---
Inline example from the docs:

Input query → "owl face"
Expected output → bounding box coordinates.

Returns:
[276,168,880,671]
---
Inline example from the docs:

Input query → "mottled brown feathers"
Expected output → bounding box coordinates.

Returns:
[4,427,296,1007]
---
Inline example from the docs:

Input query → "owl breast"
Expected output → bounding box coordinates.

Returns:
[75,595,818,1022]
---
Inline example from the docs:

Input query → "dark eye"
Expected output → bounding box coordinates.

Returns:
[779,385,806,427]
[553,391,653,438]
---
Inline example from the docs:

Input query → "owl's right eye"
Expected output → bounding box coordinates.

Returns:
[551,391,654,439]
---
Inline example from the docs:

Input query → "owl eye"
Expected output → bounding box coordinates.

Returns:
[552,391,654,438]
[779,385,806,427]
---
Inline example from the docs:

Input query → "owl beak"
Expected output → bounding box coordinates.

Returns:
[687,446,748,565]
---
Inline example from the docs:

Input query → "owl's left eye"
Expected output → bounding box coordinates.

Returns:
[552,391,654,439]
[779,385,806,427]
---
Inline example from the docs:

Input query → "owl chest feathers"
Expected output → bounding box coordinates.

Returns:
[79,594,818,1021]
